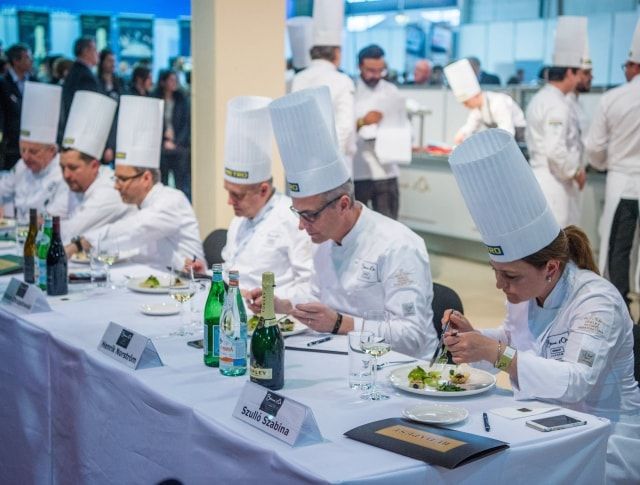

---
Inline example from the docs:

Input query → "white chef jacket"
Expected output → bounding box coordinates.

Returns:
[526,84,581,227]
[481,262,640,483]
[456,91,526,140]
[221,191,313,301]
[61,171,135,244]
[299,204,437,360]
[0,154,69,217]
[353,78,400,181]
[84,183,204,269]
[291,59,356,174]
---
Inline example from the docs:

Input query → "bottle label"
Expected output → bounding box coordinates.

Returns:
[204,324,211,355]
[37,258,47,289]
[24,256,35,283]
[213,325,219,356]
[250,366,273,380]
[220,340,247,368]
[46,261,68,296]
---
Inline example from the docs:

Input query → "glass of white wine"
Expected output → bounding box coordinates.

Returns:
[359,310,391,401]
[96,236,119,289]
[169,267,197,336]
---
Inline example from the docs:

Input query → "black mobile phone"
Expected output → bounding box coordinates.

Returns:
[187,339,204,349]
[526,415,587,432]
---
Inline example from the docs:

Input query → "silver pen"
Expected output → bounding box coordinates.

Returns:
[307,336,332,347]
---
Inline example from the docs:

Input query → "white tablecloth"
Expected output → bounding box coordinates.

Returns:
[0,262,610,484]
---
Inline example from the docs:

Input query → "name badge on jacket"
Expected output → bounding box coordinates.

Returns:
[544,331,569,360]
[357,260,378,284]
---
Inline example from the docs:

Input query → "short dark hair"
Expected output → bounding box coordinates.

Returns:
[6,43,30,65]
[132,65,151,83]
[74,36,95,57]
[61,147,96,163]
[358,44,385,65]
[132,166,160,184]
[547,66,578,81]
[310,46,338,62]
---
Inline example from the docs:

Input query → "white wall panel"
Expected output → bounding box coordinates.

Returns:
[610,11,639,85]
[487,21,514,82]
[457,23,487,61]
[50,12,78,56]
[513,20,544,60]
[153,19,179,80]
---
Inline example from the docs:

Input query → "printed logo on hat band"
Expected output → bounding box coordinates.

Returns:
[20,129,31,137]
[115,152,127,159]
[288,182,300,192]
[62,137,75,145]
[225,168,249,179]
[487,245,504,256]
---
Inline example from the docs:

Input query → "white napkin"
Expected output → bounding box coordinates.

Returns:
[489,405,560,420]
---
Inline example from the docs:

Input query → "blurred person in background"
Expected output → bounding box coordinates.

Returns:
[98,48,124,165]
[411,59,432,85]
[52,57,73,85]
[128,65,152,96]
[468,56,501,85]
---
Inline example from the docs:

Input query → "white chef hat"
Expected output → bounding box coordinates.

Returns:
[115,95,164,169]
[224,96,273,185]
[269,86,349,197]
[629,18,640,63]
[20,81,61,145]
[444,59,481,102]
[312,0,344,47]
[62,91,117,160]
[553,16,588,68]
[287,16,313,70]
[581,28,592,70]
[449,129,561,262]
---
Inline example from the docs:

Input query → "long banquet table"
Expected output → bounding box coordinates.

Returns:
[0,258,611,484]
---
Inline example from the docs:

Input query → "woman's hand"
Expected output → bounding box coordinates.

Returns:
[443,331,499,364]
[442,309,475,333]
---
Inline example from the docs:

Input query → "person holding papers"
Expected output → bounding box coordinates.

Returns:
[65,95,203,268]
[443,129,640,484]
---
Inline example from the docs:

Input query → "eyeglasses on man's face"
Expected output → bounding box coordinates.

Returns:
[290,195,343,223]
[112,171,144,184]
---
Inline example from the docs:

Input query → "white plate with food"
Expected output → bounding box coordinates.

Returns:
[140,301,181,316]
[247,314,308,337]
[402,403,469,425]
[127,275,188,294]
[69,252,91,264]
[389,363,495,397]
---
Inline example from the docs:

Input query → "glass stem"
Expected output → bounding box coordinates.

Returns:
[371,356,378,394]
[106,265,111,288]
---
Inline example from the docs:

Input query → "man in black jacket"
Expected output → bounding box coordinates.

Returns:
[468,56,501,85]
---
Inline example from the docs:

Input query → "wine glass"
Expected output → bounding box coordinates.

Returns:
[96,236,119,289]
[169,267,197,336]
[14,207,30,252]
[359,310,392,401]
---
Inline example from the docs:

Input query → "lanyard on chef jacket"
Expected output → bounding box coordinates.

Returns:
[227,193,277,264]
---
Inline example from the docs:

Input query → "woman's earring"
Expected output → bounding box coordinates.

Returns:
[546,276,552,282]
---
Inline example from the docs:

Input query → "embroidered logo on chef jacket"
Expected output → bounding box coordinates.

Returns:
[391,268,415,288]
[402,301,416,317]
[577,349,596,367]
[574,314,608,338]
[264,230,280,247]
[357,260,378,283]
[544,331,569,360]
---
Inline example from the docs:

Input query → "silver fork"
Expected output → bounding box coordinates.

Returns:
[376,359,417,370]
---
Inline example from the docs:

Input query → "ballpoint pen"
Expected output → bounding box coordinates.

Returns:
[307,336,332,347]
[483,412,491,432]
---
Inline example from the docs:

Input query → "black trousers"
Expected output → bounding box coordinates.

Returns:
[607,198,639,307]
[160,147,191,201]
[354,178,399,220]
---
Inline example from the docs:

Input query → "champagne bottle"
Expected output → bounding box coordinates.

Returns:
[23,208,38,284]
[46,216,68,296]
[204,263,225,367]
[219,270,248,376]
[36,216,52,291]
[250,272,284,390]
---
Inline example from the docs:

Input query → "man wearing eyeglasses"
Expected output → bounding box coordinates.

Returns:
[585,19,640,310]
[247,87,439,360]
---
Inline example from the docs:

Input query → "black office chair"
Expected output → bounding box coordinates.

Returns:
[633,323,640,388]
[431,282,464,364]
[203,229,227,266]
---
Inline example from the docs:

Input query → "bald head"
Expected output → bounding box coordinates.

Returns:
[414,60,432,84]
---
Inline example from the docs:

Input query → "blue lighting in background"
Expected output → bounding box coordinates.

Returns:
[2,0,190,17]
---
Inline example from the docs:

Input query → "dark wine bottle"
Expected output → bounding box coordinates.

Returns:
[23,208,38,284]
[46,216,68,296]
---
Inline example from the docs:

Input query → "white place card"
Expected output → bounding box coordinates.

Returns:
[233,381,323,447]
[1,277,51,313]
[98,321,163,370]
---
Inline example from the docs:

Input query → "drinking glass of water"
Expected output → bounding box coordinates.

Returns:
[359,310,391,401]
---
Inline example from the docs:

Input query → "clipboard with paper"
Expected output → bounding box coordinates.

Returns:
[374,93,412,165]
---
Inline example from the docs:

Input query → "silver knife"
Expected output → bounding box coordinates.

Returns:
[429,318,451,368]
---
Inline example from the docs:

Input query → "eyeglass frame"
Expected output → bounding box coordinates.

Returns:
[112,171,145,184]
[289,194,344,223]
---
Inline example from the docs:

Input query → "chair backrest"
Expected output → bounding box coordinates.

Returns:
[203,229,227,266]
[634,323,640,388]
[431,282,464,339]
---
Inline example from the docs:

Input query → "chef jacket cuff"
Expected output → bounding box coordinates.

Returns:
[514,350,570,401]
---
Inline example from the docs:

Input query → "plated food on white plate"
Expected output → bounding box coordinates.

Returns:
[247,314,308,337]
[389,363,495,397]
[127,275,187,294]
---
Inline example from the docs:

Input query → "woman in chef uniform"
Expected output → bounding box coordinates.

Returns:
[443,129,640,484]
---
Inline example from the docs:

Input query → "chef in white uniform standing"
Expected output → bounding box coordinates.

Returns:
[444,129,640,484]
[444,58,526,145]
[247,86,438,360]
[60,90,134,244]
[188,96,313,300]
[286,16,313,93]
[291,0,355,175]
[585,18,640,309]
[525,16,588,227]
[65,95,204,268]
[0,81,68,218]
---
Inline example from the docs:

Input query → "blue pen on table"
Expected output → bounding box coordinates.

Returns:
[307,336,332,347]
[483,412,491,432]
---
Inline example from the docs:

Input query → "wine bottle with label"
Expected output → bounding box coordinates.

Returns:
[46,216,68,296]
[36,216,52,291]
[219,270,248,376]
[23,208,38,284]
[250,272,284,390]
[204,263,225,367]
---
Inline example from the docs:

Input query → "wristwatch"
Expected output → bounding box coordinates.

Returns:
[71,236,83,253]
[495,345,516,371]
[331,312,343,334]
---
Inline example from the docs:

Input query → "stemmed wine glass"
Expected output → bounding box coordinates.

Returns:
[95,236,119,289]
[169,266,197,336]
[359,310,392,401]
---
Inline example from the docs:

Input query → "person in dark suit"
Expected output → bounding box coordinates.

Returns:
[128,65,153,96]
[98,48,124,165]
[468,56,501,85]
[0,43,35,170]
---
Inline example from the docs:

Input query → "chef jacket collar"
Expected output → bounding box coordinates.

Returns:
[332,202,366,248]
[139,182,162,209]
[309,59,338,72]
[537,261,573,310]
[248,189,278,225]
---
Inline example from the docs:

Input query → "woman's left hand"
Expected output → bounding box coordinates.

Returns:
[443,331,498,365]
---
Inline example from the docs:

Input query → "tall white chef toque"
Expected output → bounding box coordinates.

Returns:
[449,129,562,262]
[287,16,313,70]
[553,16,588,68]
[20,81,61,144]
[444,59,481,102]
[62,91,117,160]
[269,86,349,197]
[115,95,164,169]
[628,18,640,63]
[224,96,273,185]
[312,0,344,47]
[581,25,592,70]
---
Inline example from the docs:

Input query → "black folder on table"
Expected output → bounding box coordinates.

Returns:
[0,255,23,276]
[344,418,509,469]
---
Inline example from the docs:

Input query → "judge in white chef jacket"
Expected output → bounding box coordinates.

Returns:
[65,95,204,268]
[60,90,134,245]
[443,129,640,484]
[0,81,68,218]
[291,0,355,174]
[585,18,640,309]
[247,86,438,360]
[444,59,526,145]
[187,96,313,300]
[525,16,588,227]
[286,16,313,93]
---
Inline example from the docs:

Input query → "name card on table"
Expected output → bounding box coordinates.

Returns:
[233,381,323,446]
[98,321,163,370]
[1,277,51,313]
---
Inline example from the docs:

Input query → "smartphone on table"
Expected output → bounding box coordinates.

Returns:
[526,414,587,432]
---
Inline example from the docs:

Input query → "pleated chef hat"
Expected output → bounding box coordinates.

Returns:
[449,129,561,262]
[115,95,164,169]
[224,96,273,185]
[629,18,640,63]
[312,0,344,46]
[444,59,481,102]
[287,17,313,70]
[269,86,349,197]
[553,16,588,68]
[20,81,61,144]
[581,27,592,70]
[62,91,117,160]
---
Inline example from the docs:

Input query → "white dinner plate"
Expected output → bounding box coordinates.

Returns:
[402,403,469,425]
[140,301,181,316]
[127,276,188,294]
[389,363,496,398]
[247,314,308,337]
